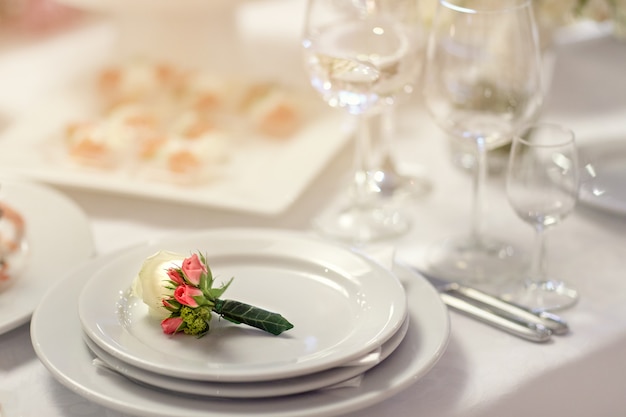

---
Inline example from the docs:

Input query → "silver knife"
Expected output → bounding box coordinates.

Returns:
[438,291,553,342]
[441,281,570,335]
[409,266,569,341]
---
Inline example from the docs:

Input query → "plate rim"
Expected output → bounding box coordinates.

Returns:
[82,316,410,399]
[0,177,95,334]
[77,228,409,382]
[31,243,450,417]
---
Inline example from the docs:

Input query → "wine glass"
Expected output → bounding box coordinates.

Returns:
[503,123,579,311]
[422,0,544,286]
[365,1,431,203]
[302,0,422,243]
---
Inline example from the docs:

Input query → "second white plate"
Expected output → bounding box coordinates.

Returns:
[83,316,409,398]
[31,250,450,417]
[78,228,408,382]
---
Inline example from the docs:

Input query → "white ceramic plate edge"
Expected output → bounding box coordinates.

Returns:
[0,177,95,334]
[30,248,450,417]
[77,229,408,382]
[82,316,409,399]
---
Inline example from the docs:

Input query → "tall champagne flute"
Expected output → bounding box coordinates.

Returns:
[504,123,579,311]
[302,0,421,243]
[422,0,544,286]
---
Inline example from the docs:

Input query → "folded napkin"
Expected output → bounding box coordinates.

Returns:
[89,343,378,392]
[340,347,383,367]
[320,374,365,390]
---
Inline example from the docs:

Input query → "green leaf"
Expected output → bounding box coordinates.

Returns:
[163,298,182,312]
[213,299,294,336]
[198,253,213,295]
[206,277,234,301]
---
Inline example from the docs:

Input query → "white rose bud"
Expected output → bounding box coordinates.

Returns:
[131,250,186,319]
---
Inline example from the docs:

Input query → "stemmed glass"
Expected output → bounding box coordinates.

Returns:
[503,123,579,311]
[302,0,422,243]
[368,87,432,202]
[355,1,431,204]
[422,0,544,286]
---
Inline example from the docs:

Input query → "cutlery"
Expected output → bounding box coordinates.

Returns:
[440,281,570,335]
[439,290,552,342]
[411,266,569,342]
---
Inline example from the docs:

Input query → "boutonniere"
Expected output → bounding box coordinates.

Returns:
[132,250,294,337]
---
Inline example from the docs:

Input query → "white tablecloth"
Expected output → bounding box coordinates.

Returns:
[2,1,626,416]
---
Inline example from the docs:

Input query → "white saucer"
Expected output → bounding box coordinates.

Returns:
[78,229,408,382]
[83,316,409,399]
[0,178,94,334]
[31,243,450,417]
[578,140,626,216]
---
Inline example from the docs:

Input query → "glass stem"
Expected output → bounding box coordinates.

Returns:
[353,114,373,208]
[470,140,488,245]
[529,228,547,285]
[380,104,395,166]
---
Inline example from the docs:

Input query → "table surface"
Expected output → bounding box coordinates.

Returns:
[1,1,626,416]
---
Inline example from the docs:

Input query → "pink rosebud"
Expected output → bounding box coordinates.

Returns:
[167,268,185,285]
[181,254,206,286]
[174,284,203,307]
[161,317,184,334]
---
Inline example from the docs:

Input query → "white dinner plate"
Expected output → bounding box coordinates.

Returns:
[578,140,626,216]
[78,229,408,382]
[31,248,450,417]
[82,316,409,398]
[0,177,94,334]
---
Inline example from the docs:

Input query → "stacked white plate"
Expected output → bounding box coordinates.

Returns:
[31,228,450,417]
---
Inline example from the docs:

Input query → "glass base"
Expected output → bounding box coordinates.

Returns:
[368,168,432,202]
[500,280,579,312]
[313,204,410,244]
[425,235,526,291]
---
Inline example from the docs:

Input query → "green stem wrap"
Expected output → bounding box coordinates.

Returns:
[213,299,294,336]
